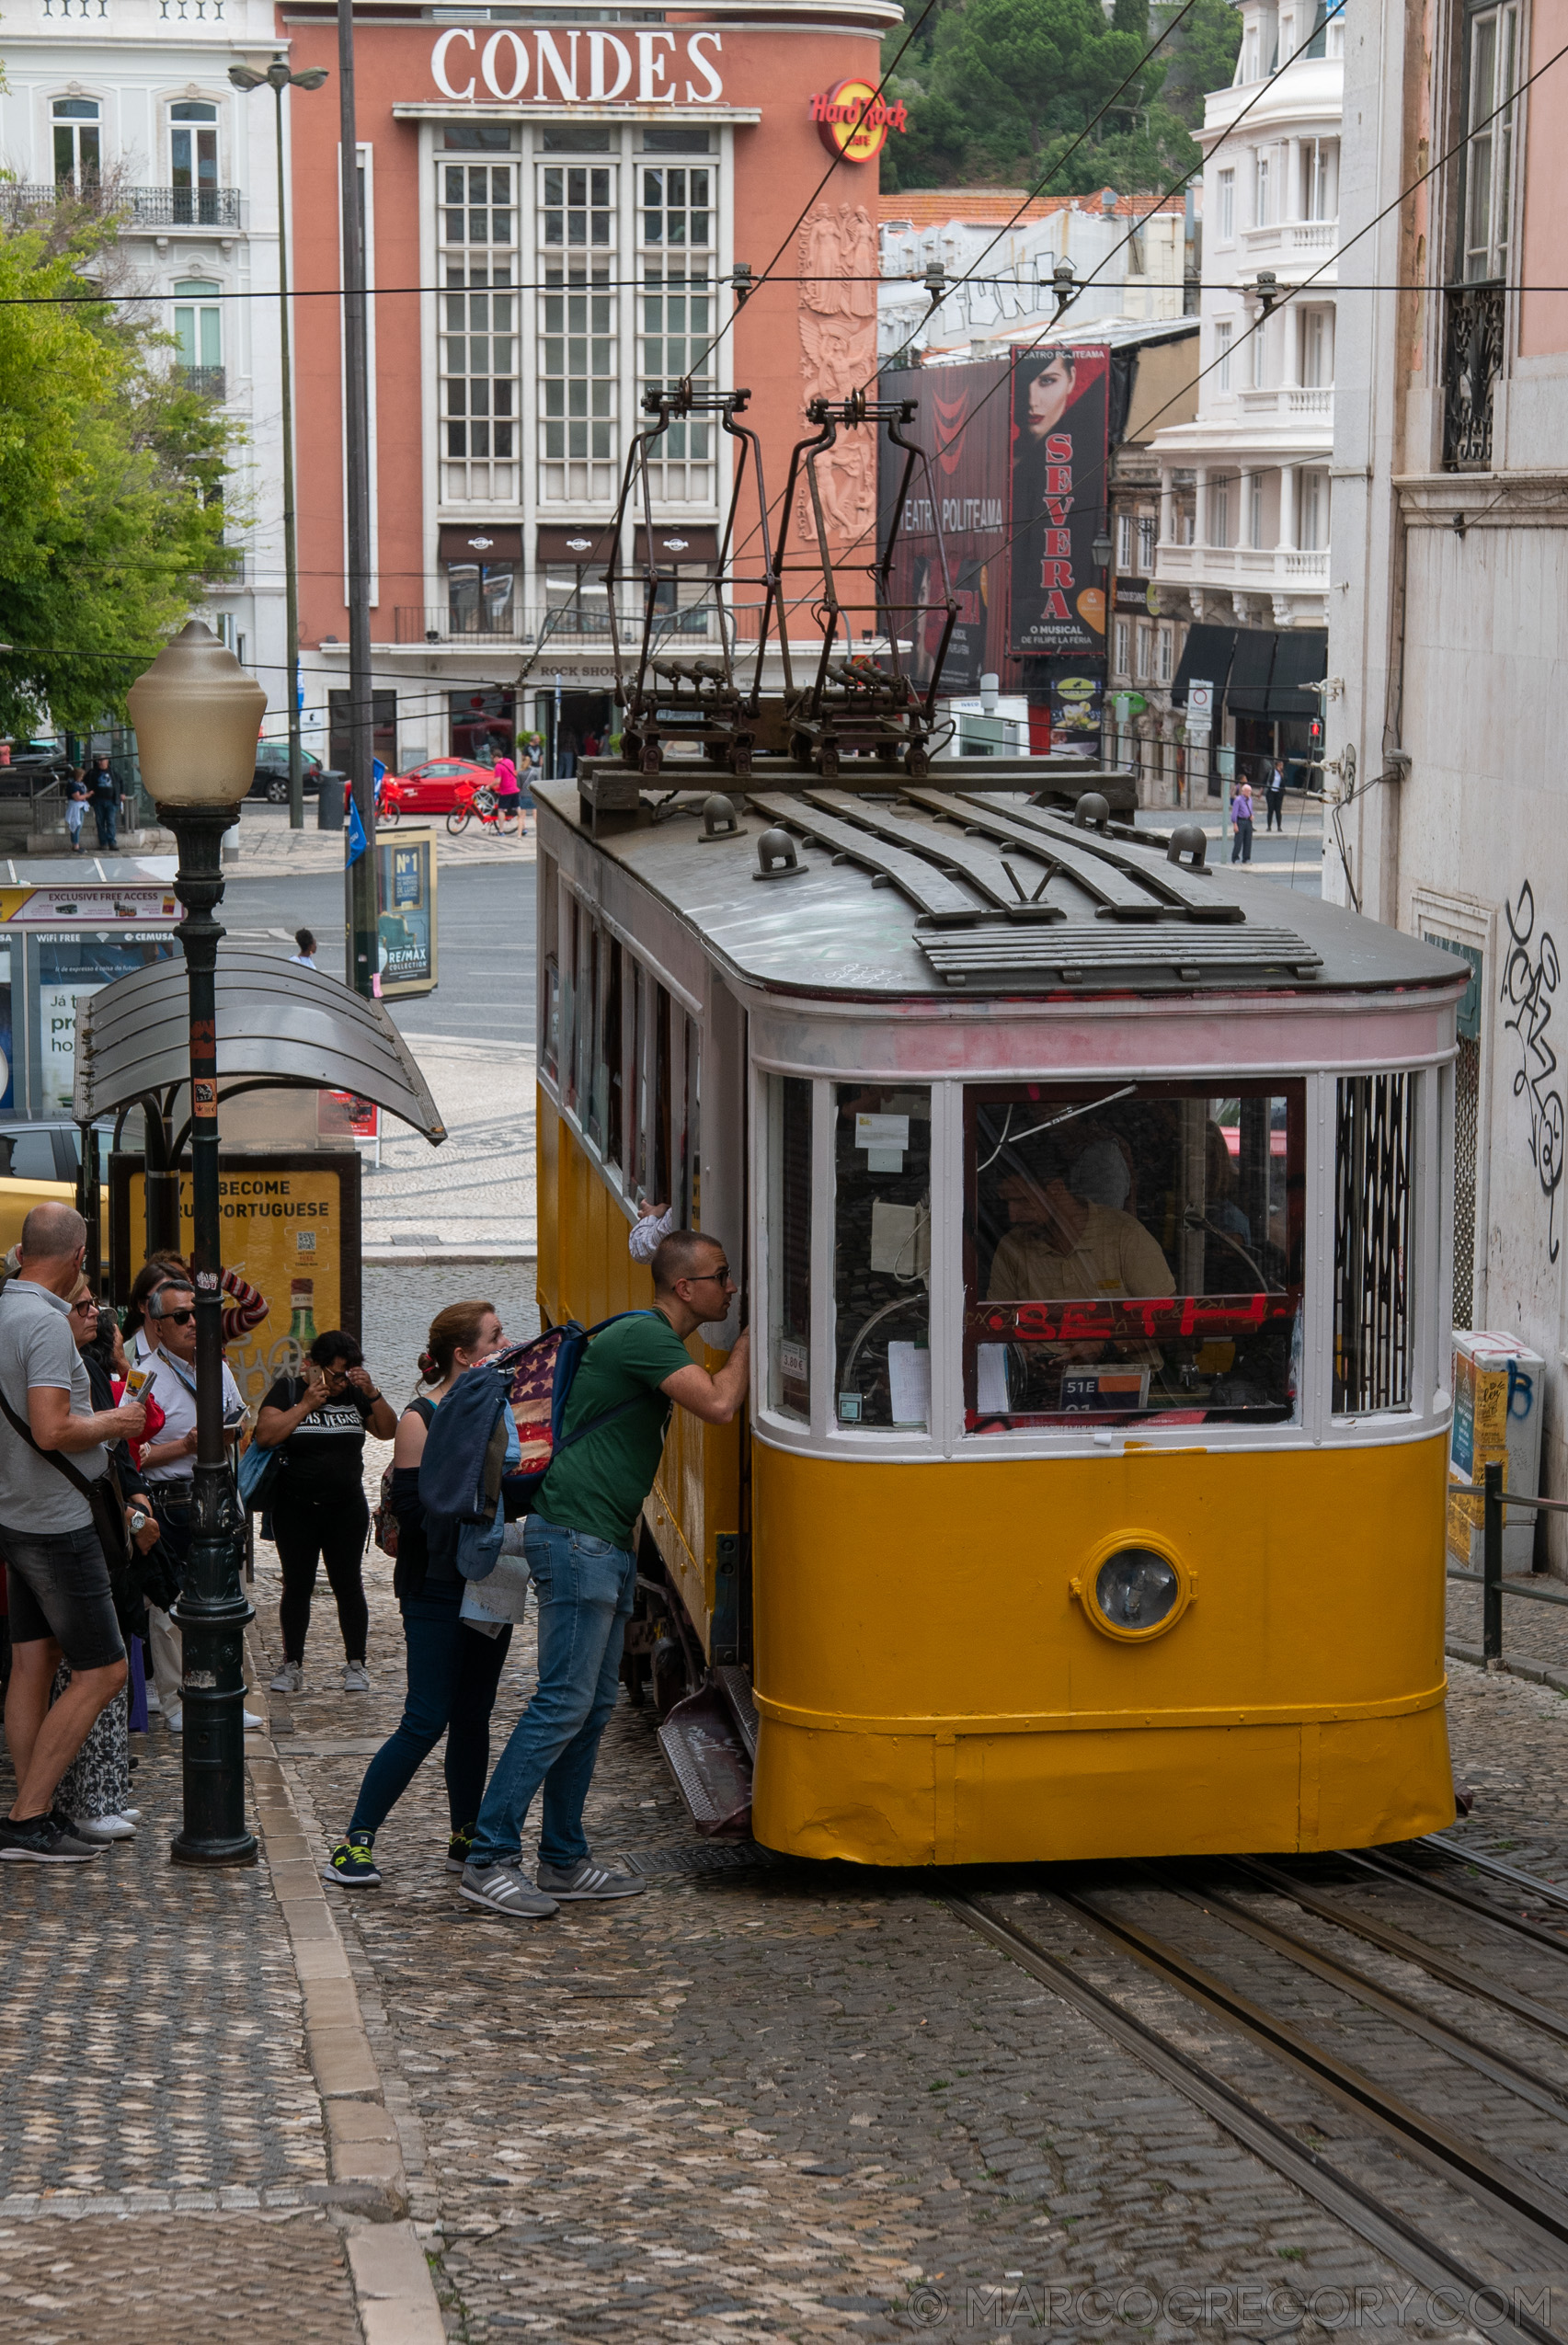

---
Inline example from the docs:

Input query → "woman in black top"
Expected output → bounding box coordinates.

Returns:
[255,1332,396,1694]
[326,1298,512,1889]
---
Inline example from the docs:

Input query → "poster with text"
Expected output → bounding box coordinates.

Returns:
[376,828,438,998]
[877,358,1011,694]
[112,1153,361,1413]
[1009,345,1111,658]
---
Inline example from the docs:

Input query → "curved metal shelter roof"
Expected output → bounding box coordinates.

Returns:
[72,945,446,1142]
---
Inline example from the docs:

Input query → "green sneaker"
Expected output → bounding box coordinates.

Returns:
[326,1832,382,1889]
[446,1823,476,1874]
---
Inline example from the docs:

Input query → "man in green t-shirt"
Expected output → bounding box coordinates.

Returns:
[461,1230,749,1920]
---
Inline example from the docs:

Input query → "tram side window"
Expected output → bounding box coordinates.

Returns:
[965,1081,1306,1431]
[562,897,580,1113]
[541,854,560,1083]
[583,920,604,1150]
[653,983,673,1206]
[682,1015,701,1229]
[600,940,623,1170]
[1333,1072,1413,1413]
[767,1077,811,1422]
[631,961,649,1195]
[834,1084,932,1430]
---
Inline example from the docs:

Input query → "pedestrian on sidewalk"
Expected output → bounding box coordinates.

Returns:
[137,1279,257,1735]
[0,1202,146,1863]
[1264,758,1287,832]
[64,772,89,854]
[256,1332,395,1697]
[326,1301,514,1888]
[86,754,124,850]
[290,929,318,969]
[491,752,523,832]
[1230,778,1255,864]
[460,1230,750,1921]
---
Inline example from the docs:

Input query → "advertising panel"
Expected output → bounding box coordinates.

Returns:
[1008,343,1112,659]
[110,1151,361,1412]
[877,357,1011,696]
[377,827,438,998]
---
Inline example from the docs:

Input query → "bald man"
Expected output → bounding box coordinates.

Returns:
[0,1204,146,1862]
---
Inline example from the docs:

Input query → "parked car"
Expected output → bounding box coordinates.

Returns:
[0,1120,87,1184]
[249,744,328,804]
[383,756,498,815]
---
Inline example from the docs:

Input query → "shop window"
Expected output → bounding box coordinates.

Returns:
[538,163,617,501]
[766,1076,812,1423]
[1333,1073,1414,1413]
[965,1083,1305,1432]
[834,1085,932,1431]
[449,686,514,761]
[170,101,219,224]
[638,161,716,502]
[439,161,517,502]
[544,560,613,636]
[52,97,100,189]
[446,558,516,635]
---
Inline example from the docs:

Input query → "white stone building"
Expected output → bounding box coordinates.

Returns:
[0,0,297,753]
[1149,0,1344,778]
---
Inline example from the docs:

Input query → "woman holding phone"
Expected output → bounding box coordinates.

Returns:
[256,1332,397,1694]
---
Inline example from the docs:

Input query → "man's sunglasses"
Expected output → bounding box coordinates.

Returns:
[687,1266,732,1286]
[158,1307,196,1327]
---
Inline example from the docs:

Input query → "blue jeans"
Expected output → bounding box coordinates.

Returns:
[470,1516,636,1871]
[349,1578,512,1836]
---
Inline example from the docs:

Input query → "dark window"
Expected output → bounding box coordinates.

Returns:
[603,944,624,1172]
[328,690,395,776]
[767,1077,812,1424]
[1333,1072,1414,1413]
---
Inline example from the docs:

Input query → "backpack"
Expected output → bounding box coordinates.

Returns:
[494,1310,661,1515]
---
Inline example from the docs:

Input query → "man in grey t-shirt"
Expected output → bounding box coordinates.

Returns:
[0,1202,145,1865]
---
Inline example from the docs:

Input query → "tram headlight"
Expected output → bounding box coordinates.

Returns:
[1095,1549,1180,1631]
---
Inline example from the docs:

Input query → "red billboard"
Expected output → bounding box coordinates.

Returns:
[877,357,1011,695]
[1008,344,1111,659]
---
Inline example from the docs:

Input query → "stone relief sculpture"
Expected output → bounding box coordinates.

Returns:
[796,201,878,543]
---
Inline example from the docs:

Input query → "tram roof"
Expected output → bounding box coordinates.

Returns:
[537,776,1468,1003]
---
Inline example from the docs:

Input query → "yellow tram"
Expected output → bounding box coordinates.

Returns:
[532,774,1467,1867]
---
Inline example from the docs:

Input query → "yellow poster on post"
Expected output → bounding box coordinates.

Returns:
[114,1153,361,1412]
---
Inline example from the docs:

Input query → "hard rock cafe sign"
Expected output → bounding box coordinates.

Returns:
[809,79,909,163]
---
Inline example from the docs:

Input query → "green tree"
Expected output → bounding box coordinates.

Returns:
[0,206,240,740]
[1154,0,1243,127]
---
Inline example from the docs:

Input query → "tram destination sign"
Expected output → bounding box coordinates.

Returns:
[970,1292,1299,1344]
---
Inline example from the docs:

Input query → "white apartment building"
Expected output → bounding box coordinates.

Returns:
[1148,0,1344,777]
[0,0,293,752]
[878,189,1187,369]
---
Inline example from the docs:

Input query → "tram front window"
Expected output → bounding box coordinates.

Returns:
[967,1081,1305,1430]
[834,1083,932,1430]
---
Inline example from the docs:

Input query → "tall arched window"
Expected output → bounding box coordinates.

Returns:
[52,98,100,190]
[174,279,223,393]
[170,100,219,224]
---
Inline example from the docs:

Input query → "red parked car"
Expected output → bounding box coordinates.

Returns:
[382,756,496,815]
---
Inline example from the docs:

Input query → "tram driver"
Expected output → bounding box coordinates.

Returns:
[987,1139,1174,1372]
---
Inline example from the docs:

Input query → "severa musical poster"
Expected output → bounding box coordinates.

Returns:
[1008,344,1111,659]
[877,356,1010,695]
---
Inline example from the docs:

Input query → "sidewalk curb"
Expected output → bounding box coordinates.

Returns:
[363,1243,537,1264]
[1447,1638,1568,1696]
[244,1630,447,2343]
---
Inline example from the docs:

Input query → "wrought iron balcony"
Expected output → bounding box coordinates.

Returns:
[395,602,716,647]
[177,365,226,402]
[0,182,240,230]
[1443,280,1505,471]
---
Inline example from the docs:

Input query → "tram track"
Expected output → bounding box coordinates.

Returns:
[951,1846,1568,2343]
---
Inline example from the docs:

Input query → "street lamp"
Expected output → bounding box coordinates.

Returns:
[230,58,329,832]
[127,620,267,1868]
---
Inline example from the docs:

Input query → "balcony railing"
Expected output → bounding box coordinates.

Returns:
[1154,543,1329,589]
[1238,385,1333,417]
[1443,280,1504,472]
[0,182,241,229]
[177,365,226,402]
[1241,220,1338,256]
[395,603,717,647]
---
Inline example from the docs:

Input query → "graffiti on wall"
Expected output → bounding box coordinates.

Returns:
[1501,879,1565,1262]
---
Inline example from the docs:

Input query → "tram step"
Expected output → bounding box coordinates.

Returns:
[658,1684,754,1838]
[713,1664,760,1762]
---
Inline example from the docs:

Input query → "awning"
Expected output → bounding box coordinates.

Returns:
[1265,627,1327,717]
[72,947,446,1143]
[1225,627,1276,715]
[633,524,720,566]
[1170,623,1236,708]
[439,525,522,564]
[537,523,618,566]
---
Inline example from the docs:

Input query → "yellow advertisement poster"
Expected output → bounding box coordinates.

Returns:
[118,1156,360,1411]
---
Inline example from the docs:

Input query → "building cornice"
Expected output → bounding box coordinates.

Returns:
[1393,471,1568,523]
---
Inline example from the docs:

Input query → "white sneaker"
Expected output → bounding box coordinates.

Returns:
[341,1660,370,1692]
[244,1710,263,1731]
[120,1807,142,1822]
[270,1661,303,1694]
[166,1707,183,1733]
[145,1689,162,1713]
[74,1813,136,1842]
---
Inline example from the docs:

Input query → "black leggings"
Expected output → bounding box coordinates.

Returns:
[274,1489,370,1663]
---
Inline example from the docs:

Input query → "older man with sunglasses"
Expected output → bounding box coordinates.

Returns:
[138,1279,255,1736]
[461,1228,749,1920]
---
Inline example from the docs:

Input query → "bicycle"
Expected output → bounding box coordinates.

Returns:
[375,777,405,826]
[445,781,520,837]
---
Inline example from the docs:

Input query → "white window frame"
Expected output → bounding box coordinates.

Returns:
[1217,317,1233,389]
[1218,168,1235,242]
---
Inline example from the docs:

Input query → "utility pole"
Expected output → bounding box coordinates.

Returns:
[338,0,378,998]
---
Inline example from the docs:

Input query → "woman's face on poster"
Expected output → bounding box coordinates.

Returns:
[1024,356,1075,441]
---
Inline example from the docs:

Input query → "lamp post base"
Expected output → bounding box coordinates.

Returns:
[170,1832,259,1868]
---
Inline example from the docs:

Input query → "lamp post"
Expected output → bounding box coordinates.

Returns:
[229,58,328,833]
[127,621,267,1867]
[1091,515,1114,768]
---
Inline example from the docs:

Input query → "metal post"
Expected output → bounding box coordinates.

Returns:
[1483,1458,1504,1666]
[274,81,304,833]
[338,0,379,999]
[167,806,258,1867]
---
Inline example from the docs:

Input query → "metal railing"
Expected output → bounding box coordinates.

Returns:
[394,601,718,647]
[1443,280,1505,472]
[1448,1461,1568,1662]
[0,182,241,228]
[177,364,226,402]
